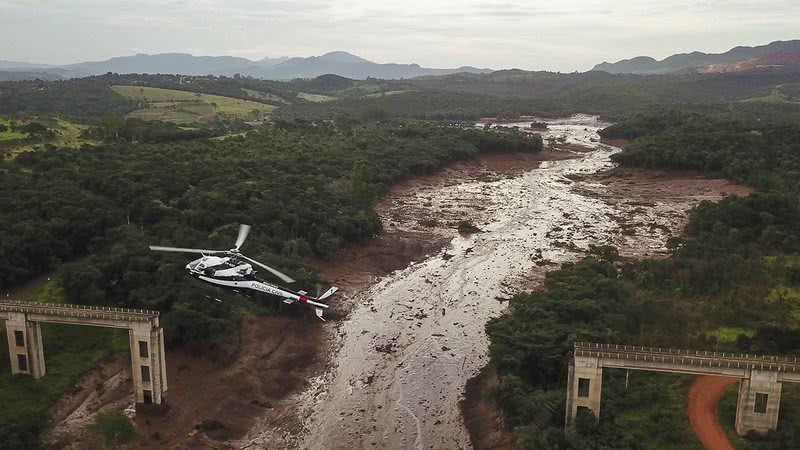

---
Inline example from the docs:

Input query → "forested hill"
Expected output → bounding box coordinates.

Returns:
[1,51,492,80]
[485,109,800,449]
[593,40,800,74]
[4,69,800,122]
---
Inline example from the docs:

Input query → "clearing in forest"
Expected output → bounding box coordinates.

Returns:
[111,85,275,123]
[297,92,337,102]
[1,117,98,157]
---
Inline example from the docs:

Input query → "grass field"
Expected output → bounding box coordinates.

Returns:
[0,118,29,141]
[743,89,800,104]
[242,88,290,104]
[707,326,755,344]
[2,118,98,158]
[363,90,418,98]
[297,92,337,102]
[112,85,275,123]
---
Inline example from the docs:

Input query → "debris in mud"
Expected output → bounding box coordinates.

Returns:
[441,346,451,352]
[376,342,396,354]
[457,220,482,235]
[529,121,549,130]
[649,223,672,234]
[250,399,273,409]
[441,252,454,261]
[552,240,581,252]
[196,419,226,432]
[418,218,439,228]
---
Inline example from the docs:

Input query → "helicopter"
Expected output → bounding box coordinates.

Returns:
[149,224,337,320]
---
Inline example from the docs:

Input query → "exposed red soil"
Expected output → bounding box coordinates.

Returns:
[687,376,737,450]
[581,167,753,199]
[313,149,576,297]
[474,149,578,175]
[133,315,324,449]
[47,315,324,449]
[46,353,133,449]
[461,367,519,450]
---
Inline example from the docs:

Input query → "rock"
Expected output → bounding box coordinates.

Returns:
[250,399,273,408]
[195,419,225,432]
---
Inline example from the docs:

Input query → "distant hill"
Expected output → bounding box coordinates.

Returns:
[0,70,66,81]
[593,40,800,74]
[1,52,492,80]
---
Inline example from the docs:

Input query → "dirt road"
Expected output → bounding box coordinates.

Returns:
[687,376,737,450]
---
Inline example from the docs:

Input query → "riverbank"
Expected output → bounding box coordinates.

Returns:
[245,115,748,450]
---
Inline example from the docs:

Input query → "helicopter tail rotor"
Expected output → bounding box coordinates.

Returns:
[317,286,338,302]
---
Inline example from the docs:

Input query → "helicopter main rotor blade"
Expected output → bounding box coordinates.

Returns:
[234,224,251,250]
[239,254,295,284]
[149,246,224,255]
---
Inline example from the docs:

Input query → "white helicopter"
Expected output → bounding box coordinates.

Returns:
[149,224,337,320]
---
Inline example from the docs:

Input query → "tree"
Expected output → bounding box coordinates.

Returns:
[350,160,375,208]
[88,411,138,449]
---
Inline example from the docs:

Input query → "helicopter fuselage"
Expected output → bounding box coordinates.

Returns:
[185,255,333,318]
[149,224,336,320]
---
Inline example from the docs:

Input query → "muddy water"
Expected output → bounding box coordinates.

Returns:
[241,115,722,449]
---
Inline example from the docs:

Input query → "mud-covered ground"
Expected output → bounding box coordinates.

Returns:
[46,316,324,449]
[236,115,749,450]
[46,115,749,450]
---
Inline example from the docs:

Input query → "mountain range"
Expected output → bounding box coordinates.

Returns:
[592,40,800,75]
[0,51,492,81]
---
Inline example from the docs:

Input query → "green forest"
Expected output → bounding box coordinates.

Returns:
[486,110,800,449]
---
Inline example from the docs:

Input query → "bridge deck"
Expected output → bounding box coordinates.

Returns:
[575,342,800,375]
[0,300,158,323]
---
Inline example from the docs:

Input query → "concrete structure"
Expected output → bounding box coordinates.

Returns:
[0,300,167,405]
[565,342,800,435]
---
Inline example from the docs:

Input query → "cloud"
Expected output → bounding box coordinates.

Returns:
[0,0,798,71]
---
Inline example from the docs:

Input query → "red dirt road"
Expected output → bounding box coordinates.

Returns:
[687,376,737,450]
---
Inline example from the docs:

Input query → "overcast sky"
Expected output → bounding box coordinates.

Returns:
[0,0,798,72]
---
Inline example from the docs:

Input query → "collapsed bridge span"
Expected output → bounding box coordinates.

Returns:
[566,342,800,435]
[0,300,167,405]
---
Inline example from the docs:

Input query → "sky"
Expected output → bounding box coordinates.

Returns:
[0,0,798,72]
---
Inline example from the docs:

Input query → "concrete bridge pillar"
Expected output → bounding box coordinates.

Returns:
[566,355,603,425]
[735,369,781,435]
[4,312,46,378]
[129,322,167,405]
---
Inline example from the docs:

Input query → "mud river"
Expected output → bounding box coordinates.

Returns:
[234,115,749,449]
